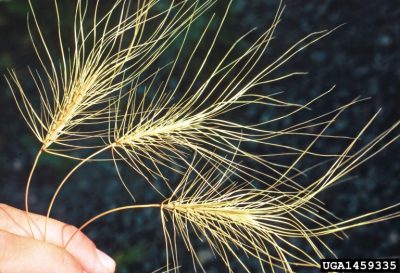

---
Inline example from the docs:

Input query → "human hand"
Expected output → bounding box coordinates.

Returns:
[0,204,116,273]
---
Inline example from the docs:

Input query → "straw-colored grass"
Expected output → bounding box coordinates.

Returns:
[6,0,215,238]
[73,115,399,272]
[159,117,399,272]
[41,1,347,220]
[8,0,212,155]
[5,0,399,272]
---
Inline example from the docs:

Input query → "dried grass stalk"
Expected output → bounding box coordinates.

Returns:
[5,1,399,272]
[6,0,215,238]
[159,117,399,272]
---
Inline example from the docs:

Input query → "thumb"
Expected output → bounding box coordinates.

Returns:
[0,230,83,273]
[0,204,115,273]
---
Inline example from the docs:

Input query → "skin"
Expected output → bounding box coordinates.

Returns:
[0,204,116,273]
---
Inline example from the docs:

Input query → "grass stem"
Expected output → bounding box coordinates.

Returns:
[44,145,113,241]
[25,148,43,238]
[64,203,161,248]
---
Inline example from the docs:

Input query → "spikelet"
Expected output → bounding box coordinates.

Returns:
[6,0,216,239]
[6,0,214,157]
[7,2,398,271]
[15,1,396,272]
[69,111,399,271]
[109,2,352,190]
[160,117,399,273]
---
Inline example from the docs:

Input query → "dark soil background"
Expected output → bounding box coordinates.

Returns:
[0,1,399,272]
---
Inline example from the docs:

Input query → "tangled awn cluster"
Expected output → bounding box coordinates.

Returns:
[5,0,399,272]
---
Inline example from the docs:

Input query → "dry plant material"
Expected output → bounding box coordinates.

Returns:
[160,120,399,272]
[76,122,400,272]
[6,0,214,236]
[7,0,213,155]
[5,0,399,272]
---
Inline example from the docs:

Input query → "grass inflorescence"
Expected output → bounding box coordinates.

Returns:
[5,0,399,272]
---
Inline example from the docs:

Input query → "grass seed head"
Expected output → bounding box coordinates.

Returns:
[161,119,399,273]
[110,2,359,193]
[7,0,214,158]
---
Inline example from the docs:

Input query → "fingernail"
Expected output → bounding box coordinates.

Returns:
[96,249,116,272]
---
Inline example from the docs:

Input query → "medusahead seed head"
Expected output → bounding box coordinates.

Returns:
[7,0,215,158]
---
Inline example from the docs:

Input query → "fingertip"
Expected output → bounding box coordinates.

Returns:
[96,249,116,273]
[61,225,115,273]
[0,206,116,273]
